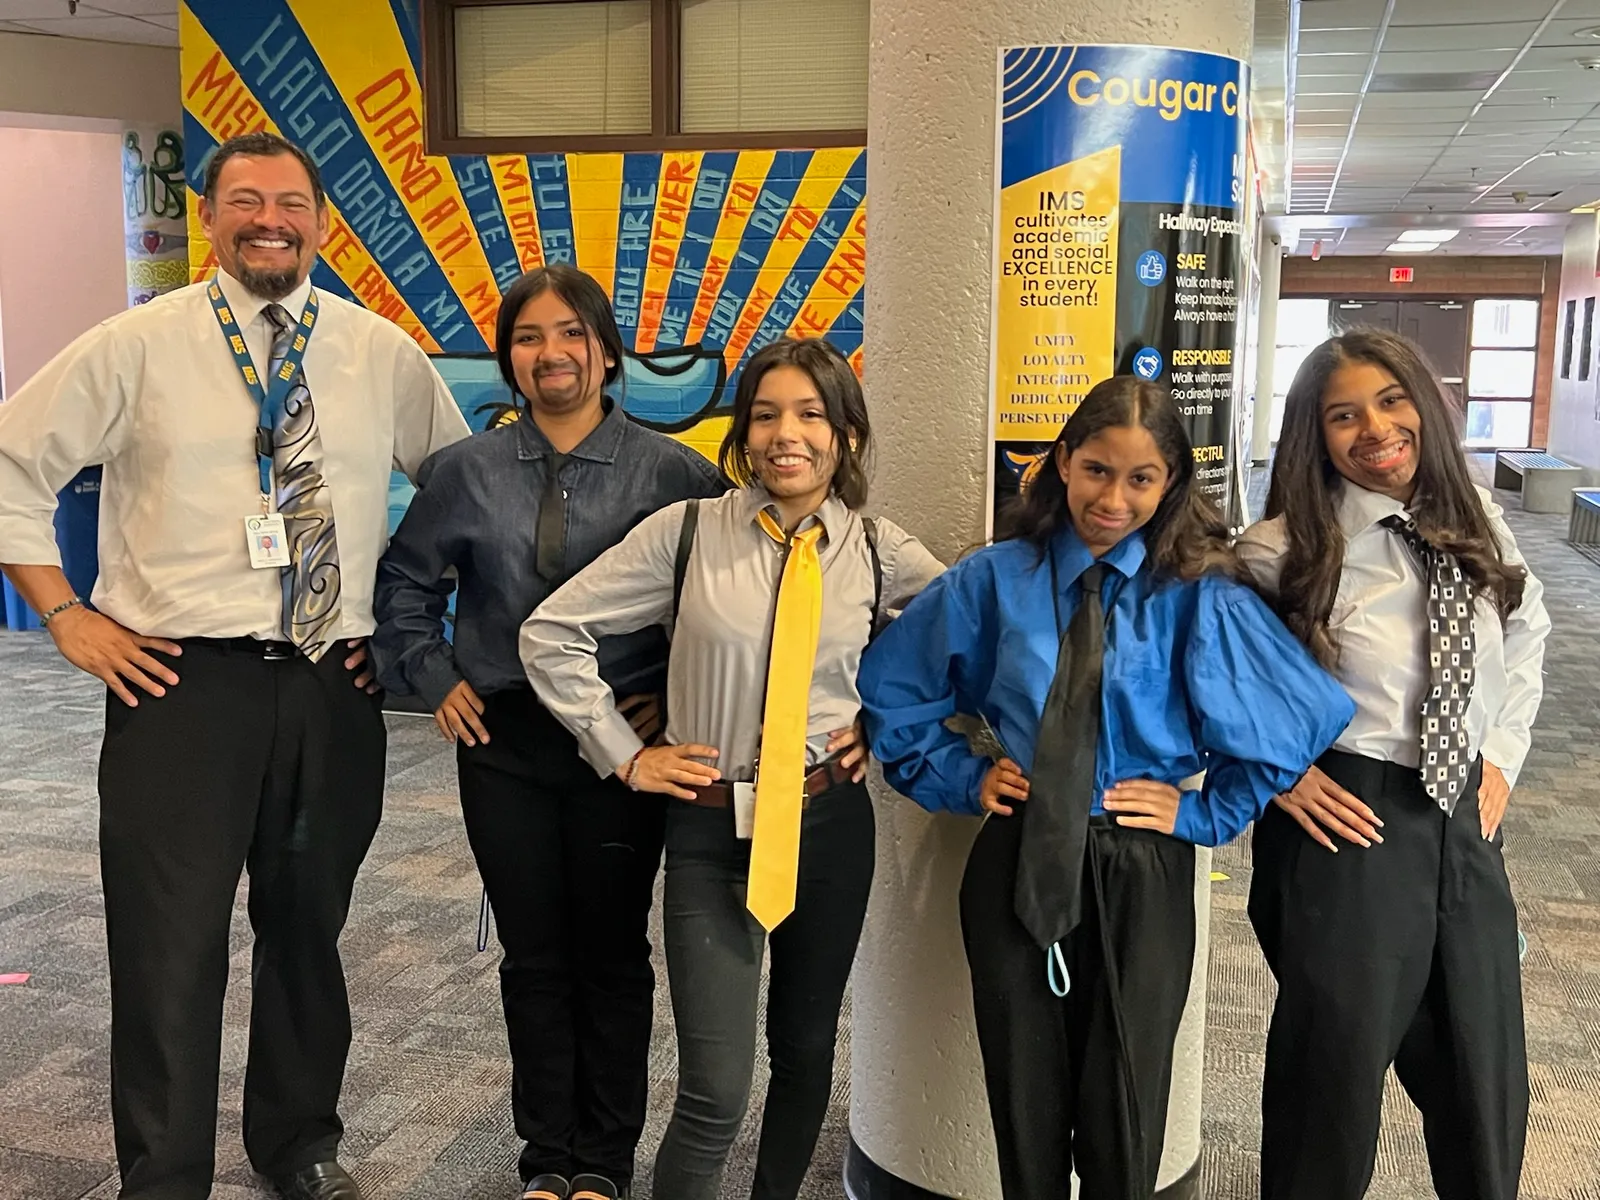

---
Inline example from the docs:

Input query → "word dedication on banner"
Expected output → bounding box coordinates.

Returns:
[989,44,1250,530]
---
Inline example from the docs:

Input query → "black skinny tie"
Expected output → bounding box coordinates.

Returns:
[535,452,569,583]
[1014,560,1107,952]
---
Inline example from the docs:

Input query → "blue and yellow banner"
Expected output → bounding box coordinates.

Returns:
[180,0,867,484]
[991,44,1249,527]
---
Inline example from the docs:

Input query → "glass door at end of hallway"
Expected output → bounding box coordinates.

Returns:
[1328,298,1471,409]
[1272,297,1536,451]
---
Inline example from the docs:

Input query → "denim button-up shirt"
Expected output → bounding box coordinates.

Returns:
[371,399,727,711]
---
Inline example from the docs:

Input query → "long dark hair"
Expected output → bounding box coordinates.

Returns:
[999,376,1239,580]
[494,265,625,403]
[1266,329,1526,667]
[719,337,873,509]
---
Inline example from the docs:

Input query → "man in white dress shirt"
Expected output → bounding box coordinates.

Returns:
[0,132,469,1200]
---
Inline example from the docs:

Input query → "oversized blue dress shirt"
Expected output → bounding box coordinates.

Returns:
[858,525,1356,847]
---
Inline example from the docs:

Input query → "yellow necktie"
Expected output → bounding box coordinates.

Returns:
[748,510,826,931]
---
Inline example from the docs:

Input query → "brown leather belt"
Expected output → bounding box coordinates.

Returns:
[680,755,856,809]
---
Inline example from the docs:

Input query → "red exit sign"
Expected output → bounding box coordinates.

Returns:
[1390,266,1415,283]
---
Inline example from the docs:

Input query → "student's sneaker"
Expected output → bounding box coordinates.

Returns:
[521,1175,569,1200]
[569,1174,621,1200]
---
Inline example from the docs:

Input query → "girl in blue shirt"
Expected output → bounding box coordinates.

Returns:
[858,377,1353,1200]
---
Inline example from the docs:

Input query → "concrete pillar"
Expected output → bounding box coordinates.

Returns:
[852,1,1252,1196]
[1252,237,1283,466]
[122,124,189,307]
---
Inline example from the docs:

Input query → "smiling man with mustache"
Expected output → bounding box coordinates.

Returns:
[0,132,470,1200]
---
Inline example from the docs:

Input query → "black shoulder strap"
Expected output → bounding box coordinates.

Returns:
[673,498,700,618]
[861,515,883,640]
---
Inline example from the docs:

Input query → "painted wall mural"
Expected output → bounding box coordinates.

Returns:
[179,0,867,494]
[123,125,190,306]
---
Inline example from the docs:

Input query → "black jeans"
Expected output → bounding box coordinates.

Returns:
[651,780,875,1200]
[457,689,665,1187]
[960,813,1197,1200]
[98,639,386,1200]
[1251,750,1526,1200]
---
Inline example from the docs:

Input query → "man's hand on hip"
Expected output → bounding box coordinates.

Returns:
[48,604,181,707]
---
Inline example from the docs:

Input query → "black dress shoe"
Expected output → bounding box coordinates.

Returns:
[273,1161,365,1200]
[521,1174,570,1200]
[568,1174,620,1200]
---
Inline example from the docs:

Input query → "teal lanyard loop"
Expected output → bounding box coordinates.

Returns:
[207,278,319,498]
[1048,942,1070,997]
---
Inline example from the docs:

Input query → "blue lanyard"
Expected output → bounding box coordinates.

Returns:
[207,278,319,497]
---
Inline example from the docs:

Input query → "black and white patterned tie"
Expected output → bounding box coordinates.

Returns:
[265,303,341,661]
[1380,515,1474,814]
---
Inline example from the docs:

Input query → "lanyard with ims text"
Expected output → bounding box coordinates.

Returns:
[207,278,319,501]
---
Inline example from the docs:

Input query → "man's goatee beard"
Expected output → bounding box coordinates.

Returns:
[237,263,302,302]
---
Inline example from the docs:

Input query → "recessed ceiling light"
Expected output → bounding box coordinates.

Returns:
[1575,25,1600,39]
[1397,229,1459,243]
[1385,243,1427,253]
[1579,57,1600,70]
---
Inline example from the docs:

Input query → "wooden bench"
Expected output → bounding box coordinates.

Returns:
[1570,488,1600,568]
[1493,450,1585,515]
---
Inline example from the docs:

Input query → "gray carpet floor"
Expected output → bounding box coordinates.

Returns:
[2,470,1598,1199]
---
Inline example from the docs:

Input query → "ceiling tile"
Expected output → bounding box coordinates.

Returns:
[1546,0,1600,21]
[1483,88,1600,108]
[1392,0,1548,25]
[1383,23,1537,54]
[1516,45,1600,71]
[0,13,175,44]
[1353,122,1469,135]
[1465,117,1587,135]
[86,0,179,13]
[1295,67,1370,84]
[1494,104,1589,132]
[1298,0,1391,31]
[1295,86,1365,100]
[1537,17,1600,48]
[0,1,92,16]
[1375,50,1522,74]
[0,0,177,40]
[1300,29,1379,54]
[1360,93,1479,110]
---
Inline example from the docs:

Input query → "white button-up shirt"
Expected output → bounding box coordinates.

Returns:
[0,270,469,640]
[1237,482,1550,788]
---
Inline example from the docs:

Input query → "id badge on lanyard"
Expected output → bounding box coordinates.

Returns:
[207,278,319,569]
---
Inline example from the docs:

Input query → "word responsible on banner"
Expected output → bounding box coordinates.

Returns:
[989,44,1251,528]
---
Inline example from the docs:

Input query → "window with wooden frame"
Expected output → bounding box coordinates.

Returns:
[422,0,869,153]
[1464,297,1540,450]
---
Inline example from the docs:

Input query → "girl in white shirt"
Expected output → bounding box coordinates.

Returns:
[1236,329,1550,1200]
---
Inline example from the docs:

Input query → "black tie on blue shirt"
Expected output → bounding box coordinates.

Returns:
[1015,560,1107,951]
[536,452,569,583]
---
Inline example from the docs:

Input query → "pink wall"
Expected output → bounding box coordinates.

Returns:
[0,127,127,397]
